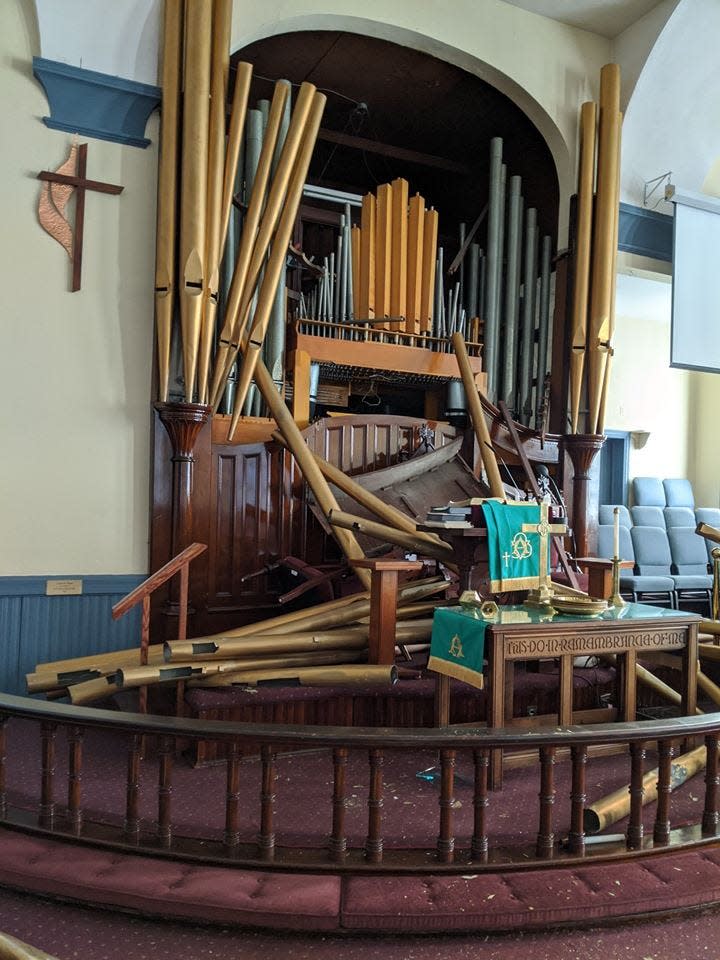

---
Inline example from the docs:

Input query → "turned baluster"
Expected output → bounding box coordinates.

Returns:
[536,746,556,858]
[66,725,84,837]
[330,747,349,862]
[224,742,241,851]
[124,733,142,843]
[653,739,674,845]
[157,735,174,848]
[627,741,646,849]
[703,734,720,837]
[40,722,56,829]
[0,714,7,819]
[471,748,489,861]
[258,745,276,861]
[437,748,456,863]
[568,744,587,855]
[365,748,384,863]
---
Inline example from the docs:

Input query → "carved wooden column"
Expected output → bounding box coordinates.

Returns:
[563,433,605,559]
[155,402,211,627]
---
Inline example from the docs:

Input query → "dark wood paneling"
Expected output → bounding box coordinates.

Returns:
[151,412,461,640]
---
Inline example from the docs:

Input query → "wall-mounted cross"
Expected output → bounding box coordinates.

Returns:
[37,143,123,292]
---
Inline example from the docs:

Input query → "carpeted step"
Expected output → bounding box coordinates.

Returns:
[2,827,720,934]
[0,828,341,931]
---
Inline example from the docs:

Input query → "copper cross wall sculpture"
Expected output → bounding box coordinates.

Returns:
[37,143,124,292]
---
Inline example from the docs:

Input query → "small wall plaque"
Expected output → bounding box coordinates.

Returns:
[46,579,83,596]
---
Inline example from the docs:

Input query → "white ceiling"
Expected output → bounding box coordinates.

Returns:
[502,0,664,37]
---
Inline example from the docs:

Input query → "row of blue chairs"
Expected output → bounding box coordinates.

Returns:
[597,482,719,608]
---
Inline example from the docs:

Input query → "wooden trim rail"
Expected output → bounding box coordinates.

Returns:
[1,694,720,875]
[111,542,207,714]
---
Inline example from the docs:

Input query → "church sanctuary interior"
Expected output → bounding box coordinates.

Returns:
[4,0,720,957]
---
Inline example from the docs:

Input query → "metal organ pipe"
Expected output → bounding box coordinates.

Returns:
[535,234,553,425]
[501,175,523,412]
[519,207,538,425]
[482,137,503,400]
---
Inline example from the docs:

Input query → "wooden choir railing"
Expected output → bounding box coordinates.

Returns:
[111,543,207,713]
[1,694,720,873]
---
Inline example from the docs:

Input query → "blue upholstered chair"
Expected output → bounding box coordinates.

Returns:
[630,525,677,607]
[667,526,712,611]
[663,478,695,508]
[632,477,666,507]
[664,506,696,528]
[696,508,720,562]
[598,524,674,606]
[631,505,665,528]
[598,504,632,527]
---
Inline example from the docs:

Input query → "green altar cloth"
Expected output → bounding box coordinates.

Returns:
[481,500,546,591]
[428,606,487,689]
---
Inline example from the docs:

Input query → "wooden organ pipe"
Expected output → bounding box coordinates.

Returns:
[570,101,597,433]
[154,0,183,403]
[209,91,285,408]
[197,0,233,405]
[587,64,621,434]
[375,182,393,324]
[230,90,326,421]
[178,0,212,402]
[452,333,505,497]
[390,177,409,328]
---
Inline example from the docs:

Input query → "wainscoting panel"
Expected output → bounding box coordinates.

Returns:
[0,576,145,696]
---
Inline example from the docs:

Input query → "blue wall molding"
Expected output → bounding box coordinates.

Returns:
[0,574,146,696]
[618,202,673,263]
[32,57,161,149]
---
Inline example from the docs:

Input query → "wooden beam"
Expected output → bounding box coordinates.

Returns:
[317,128,471,176]
[295,330,484,382]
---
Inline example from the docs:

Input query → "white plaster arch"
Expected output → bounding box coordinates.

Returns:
[230,3,606,241]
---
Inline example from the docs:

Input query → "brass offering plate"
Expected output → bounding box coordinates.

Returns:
[552,594,608,616]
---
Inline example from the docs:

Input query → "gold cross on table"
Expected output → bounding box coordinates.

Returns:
[521,501,567,607]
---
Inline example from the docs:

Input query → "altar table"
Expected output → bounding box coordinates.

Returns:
[431,603,700,788]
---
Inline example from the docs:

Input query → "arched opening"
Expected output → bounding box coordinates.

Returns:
[234,30,560,246]
[229,31,561,421]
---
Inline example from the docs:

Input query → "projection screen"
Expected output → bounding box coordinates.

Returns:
[668,186,720,373]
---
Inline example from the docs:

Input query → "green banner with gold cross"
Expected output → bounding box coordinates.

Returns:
[428,606,487,689]
[481,500,547,592]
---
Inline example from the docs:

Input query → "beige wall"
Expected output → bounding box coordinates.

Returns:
[687,372,720,509]
[605,272,690,484]
[0,0,157,575]
[607,266,720,509]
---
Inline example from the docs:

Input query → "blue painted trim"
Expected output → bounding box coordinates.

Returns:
[32,57,160,149]
[618,202,673,263]
[0,575,147,696]
[0,575,146,597]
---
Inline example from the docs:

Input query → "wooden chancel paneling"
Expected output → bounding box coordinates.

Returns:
[150,411,459,639]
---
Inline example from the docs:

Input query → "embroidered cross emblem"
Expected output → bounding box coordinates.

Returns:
[448,634,464,658]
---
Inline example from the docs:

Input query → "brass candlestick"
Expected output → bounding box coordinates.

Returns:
[712,547,720,621]
[610,555,627,608]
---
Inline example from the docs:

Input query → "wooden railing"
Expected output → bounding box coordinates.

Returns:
[111,542,207,713]
[1,694,720,874]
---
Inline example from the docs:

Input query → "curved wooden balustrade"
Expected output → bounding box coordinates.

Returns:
[1,692,719,874]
